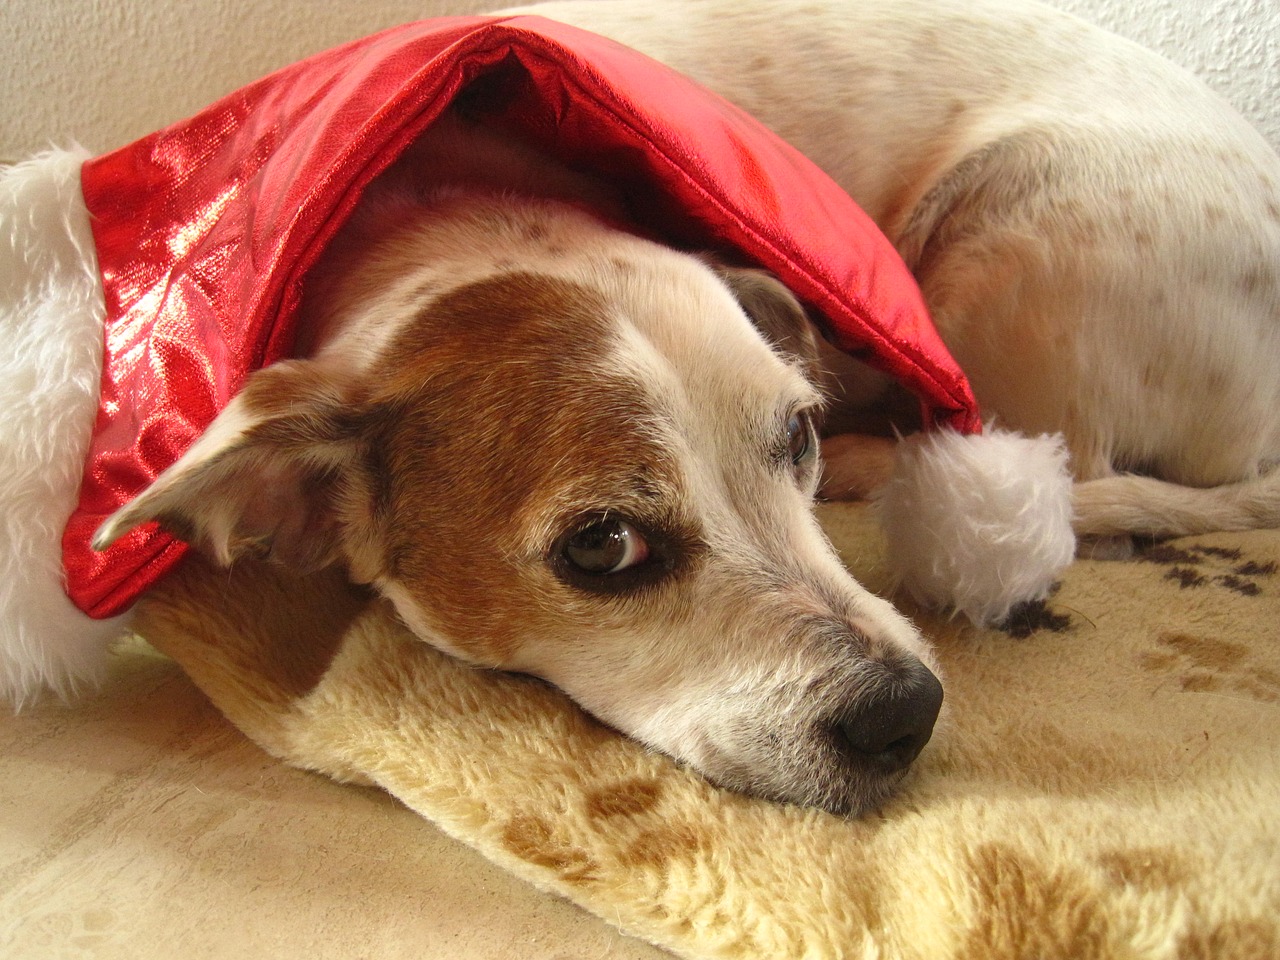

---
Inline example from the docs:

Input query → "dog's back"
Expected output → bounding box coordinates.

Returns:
[514,0,1280,536]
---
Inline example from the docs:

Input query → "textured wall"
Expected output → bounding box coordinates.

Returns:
[2,0,1277,162]
[1049,0,1278,147]
[0,0,489,162]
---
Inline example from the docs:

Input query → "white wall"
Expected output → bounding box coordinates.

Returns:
[1049,0,1277,147]
[2,0,1277,162]
[0,0,491,162]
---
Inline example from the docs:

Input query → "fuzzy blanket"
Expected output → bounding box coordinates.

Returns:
[130,501,1280,959]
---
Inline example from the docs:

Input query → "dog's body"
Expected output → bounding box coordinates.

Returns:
[509,0,1280,540]
[4,0,1279,816]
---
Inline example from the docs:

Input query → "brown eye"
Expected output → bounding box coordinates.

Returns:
[786,411,813,466]
[563,518,651,576]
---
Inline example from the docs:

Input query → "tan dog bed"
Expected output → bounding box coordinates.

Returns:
[7,501,1278,957]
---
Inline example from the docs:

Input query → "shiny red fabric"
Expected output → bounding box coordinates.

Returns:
[64,15,979,618]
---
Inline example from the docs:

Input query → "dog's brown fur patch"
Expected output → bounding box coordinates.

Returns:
[361,271,689,665]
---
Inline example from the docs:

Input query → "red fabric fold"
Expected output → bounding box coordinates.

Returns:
[65,15,978,617]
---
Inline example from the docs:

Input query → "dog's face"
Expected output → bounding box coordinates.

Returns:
[96,195,942,815]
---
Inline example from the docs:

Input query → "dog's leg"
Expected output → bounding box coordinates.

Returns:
[1073,467,1280,542]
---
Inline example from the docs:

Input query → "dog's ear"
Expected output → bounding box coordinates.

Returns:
[92,360,381,577]
[716,266,821,376]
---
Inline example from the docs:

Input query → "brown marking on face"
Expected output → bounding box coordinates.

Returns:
[359,271,692,665]
[139,555,365,707]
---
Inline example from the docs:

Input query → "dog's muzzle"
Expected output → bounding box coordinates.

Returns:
[829,659,943,776]
[679,635,944,817]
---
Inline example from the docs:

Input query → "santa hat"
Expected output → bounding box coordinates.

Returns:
[55,15,1073,626]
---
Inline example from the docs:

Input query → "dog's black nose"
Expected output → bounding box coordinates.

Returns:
[835,663,943,775]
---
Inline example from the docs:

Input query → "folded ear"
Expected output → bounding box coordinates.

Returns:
[93,360,379,576]
[715,266,821,376]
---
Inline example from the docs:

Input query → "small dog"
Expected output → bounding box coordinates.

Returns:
[6,0,1278,819]
[509,0,1280,546]
[85,112,944,816]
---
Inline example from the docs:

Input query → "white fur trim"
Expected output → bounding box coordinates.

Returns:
[1,148,132,707]
[875,427,1076,625]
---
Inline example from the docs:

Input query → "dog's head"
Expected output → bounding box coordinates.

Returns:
[96,195,941,815]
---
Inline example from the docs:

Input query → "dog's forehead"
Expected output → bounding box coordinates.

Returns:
[583,243,817,417]
[370,246,811,510]
[319,197,811,408]
[374,265,682,498]
[363,209,819,517]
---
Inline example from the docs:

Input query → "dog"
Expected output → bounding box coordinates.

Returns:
[64,107,941,817]
[5,0,1277,818]
[506,0,1280,551]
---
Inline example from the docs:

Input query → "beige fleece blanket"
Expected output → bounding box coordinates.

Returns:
[132,501,1280,960]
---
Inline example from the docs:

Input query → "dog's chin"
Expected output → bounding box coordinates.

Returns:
[689,735,911,818]
[609,666,942,818]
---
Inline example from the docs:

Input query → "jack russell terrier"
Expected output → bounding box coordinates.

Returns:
[2,0,1277,817]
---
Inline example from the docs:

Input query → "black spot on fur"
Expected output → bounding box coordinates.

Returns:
[1193,546,1243,561]
[1139,540,1271,597]
[1165,567,1206,589]
[1141,545,1198,566]
[1215,576,1261,597]
[999,599,1072,639]
[1236,561,1276,578]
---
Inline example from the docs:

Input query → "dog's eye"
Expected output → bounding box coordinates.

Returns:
[562,517,651,576]
[786,410,814,466]
[554,514,697,597]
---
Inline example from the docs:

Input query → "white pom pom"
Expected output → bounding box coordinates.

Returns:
[874,427,1076,625]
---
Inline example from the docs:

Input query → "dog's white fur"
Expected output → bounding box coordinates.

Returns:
[506,0,1280,541]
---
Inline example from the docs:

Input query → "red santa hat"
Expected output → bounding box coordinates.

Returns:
[61,15,1074,625]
